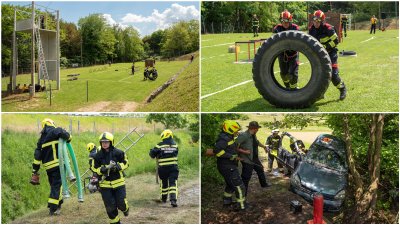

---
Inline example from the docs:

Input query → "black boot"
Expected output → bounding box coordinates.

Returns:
[171,200,178,207]
[223,197,233,206]
[338,82,347,100]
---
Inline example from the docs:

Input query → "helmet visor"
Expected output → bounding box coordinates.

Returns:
[313,17,322,22]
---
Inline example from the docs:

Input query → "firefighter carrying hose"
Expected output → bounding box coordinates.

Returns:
[92,132,129,224]
[273,10,300,89]
[214,120,247,210]
[309,10,347,100]
[149,129,179,207]
[30,118,72,216]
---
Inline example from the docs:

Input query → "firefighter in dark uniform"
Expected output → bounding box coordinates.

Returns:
[214,120,247,210]
[92,132,129,224]
[149,129,179,207]
[341,15,348,37]
[309,10,347,100]
[273,10,300,89]
[252,14,260,37]
[87,143,99,193]
[265,129,283,173]
[30,118,72,216]
[87,143,98,168]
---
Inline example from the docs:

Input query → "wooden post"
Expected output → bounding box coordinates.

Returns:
[248,43,250,61]
[86,80,89,102]
[235,43,238,62]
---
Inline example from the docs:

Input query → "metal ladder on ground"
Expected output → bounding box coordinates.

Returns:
[34,24,51,97]
[68,127,145,192]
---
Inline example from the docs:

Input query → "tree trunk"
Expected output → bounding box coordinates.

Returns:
[345,114,385,223]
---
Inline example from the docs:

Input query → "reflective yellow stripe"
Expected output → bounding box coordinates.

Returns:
[158,157,178,162]
[48,198,59,205]
[110,216,120,224]
[33,159,41,165]
[99,177,125,188]
[43,160,59,170]
[159,161,178,166]
[328,41,336,48]
[124,198,129,211]
[216,150,225,157]
[224,192,233,197]
[330,33,338,41]
[290,83,297,88]
[169,191,177,194]
[42,140,58,148]
[236,186,245,208]
[156,144,178,148]
[320,36,330,42]
[228,140,234,145]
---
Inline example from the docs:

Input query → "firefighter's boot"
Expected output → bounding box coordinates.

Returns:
[223,197,233,206]
[171,200,178,207]
[123,208,129,217]
[337,82,347,100]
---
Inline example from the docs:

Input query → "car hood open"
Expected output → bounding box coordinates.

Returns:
[297,162,346,196]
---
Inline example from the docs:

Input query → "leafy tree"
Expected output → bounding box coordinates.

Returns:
[162,21,191,57]
[326,114,398,223]
[145,114,188,129]
[78,14,111,65]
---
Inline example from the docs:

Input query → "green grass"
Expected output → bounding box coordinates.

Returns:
[138,57,199,112]
[201,30,399,112]
[2,60,195,112]
[1,115,199,223]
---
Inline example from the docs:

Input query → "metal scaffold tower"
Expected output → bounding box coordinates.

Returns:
[12,1,60,97]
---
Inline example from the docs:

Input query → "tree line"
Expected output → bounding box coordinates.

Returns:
[201,114,398,223]
[1,3,199,74]
[201,1,398,33]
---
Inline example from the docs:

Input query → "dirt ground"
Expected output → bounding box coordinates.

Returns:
[12,173,199,224]
[201,157,337,224]
[76,101,140,112]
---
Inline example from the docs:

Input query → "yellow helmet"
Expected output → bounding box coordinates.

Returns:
[41,118,56,128]
[87,143,96,152]
[161,129,173,140]
[222,120,241,135]
[99,132,114,145]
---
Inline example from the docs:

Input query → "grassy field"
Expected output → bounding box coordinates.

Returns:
[1,115,199,223]
[201,30,399,112]
[2,59,197,112]
[138,57,199,112]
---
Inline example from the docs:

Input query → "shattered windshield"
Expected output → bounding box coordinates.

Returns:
[305,146,347,172]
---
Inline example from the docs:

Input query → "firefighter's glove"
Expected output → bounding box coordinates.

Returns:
[67,135,72,143]
[100,166,108,174]
[230,154,238,161]
[114,163,122,171]
[30,172,40,185]
[282,131,288,136]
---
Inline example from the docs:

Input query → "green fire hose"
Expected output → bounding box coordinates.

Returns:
[58,138,84,202]
[58,138,70,198]
[66,142,84,202]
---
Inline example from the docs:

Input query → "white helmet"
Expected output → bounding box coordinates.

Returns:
[272,129,280,133]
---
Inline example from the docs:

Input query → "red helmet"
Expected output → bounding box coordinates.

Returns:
[280,10,293,22]
[313,10,326,21]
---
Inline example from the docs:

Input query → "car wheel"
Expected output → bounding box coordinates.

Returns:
[252,30,332,108]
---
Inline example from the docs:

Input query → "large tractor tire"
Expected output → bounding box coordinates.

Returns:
[252,30,332,108]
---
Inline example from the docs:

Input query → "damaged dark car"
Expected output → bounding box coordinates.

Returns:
[289,134,348,212]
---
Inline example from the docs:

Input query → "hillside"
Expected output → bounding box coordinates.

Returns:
[139,53,199,112]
